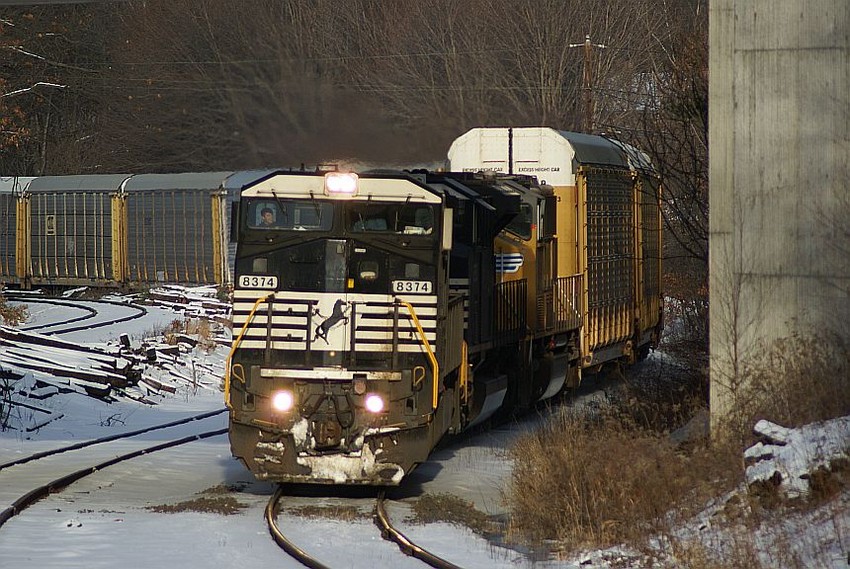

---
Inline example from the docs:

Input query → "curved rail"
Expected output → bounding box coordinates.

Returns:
[266,487,466,569]
[19,299,98,331]
[265,485,333,569]
[0,408,227,471]
[8,294,148,335]
[375,491,465,569]
[0,427,227,529]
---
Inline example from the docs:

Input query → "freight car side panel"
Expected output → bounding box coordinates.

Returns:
[0,193,16,283]
[125,190,218,284]
[28,191,116,284]
[579,166,636,362]
[636,172,663,342]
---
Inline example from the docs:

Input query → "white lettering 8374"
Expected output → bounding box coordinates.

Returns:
[392,280,432,294]
[238,275,278,289]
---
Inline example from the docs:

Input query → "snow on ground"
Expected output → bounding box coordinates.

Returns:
[1,288,848,568]
[1,287,568,569]
[746,417,850,497]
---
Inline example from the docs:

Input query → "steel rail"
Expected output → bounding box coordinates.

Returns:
[0,408,227,471]
[7,294,148,335]
[265,485,334,569]
[375,491,465,569]
[18,298,98,330]
[266,486,466,569]
[0,427,227,529]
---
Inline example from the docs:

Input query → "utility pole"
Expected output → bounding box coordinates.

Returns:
[569,35,606,133]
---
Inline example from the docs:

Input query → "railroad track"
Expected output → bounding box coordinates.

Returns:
[265,486,465,569]
[0,410,227,528]
[0,293,215,408]
[9,294,148,336]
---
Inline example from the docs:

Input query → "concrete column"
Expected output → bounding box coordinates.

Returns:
[709,0,850,429]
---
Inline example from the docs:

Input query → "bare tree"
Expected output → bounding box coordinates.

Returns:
[604,1,709,352]
[1,0,707,178]
[617,1,708,264]
[0,5,110,174]
[98,0,440,171]
[333,0,508,155]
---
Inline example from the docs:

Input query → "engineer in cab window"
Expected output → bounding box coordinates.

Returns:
[259,207,278,227]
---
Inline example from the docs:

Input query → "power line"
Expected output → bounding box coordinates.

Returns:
[2,41,665,69]
[0,0,130,4]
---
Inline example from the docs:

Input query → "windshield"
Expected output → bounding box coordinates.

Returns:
[345,203,435,235]
[505,202,532,240]
[246,199,333,231]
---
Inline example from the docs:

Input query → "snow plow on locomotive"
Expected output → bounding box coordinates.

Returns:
[225,128,663,485]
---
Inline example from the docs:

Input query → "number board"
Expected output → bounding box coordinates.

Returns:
[392,280,432,294]
[238,275,278,289]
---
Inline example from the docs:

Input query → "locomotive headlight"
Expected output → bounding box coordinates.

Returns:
[271,390,295,413]
[324,172,358,196]
[364,394,385,414]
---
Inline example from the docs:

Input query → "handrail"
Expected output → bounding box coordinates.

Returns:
[397,300,439,411]
[225,293,274,409]
[459,340,468,404]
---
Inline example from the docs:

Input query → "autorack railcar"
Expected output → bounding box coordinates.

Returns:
[448,127,663,372]
[0,171,250,289]
[225,130,662,485]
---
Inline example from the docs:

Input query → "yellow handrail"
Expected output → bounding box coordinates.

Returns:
[398,300,439,411]
[224,293,273,409]
[459,340,468,404]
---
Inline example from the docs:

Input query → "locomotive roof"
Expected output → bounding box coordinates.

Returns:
[239,169,443,204]
[221,169,281,200]
[425,178,491,206]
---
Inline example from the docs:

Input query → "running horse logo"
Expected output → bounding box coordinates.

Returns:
[313,299,350,344]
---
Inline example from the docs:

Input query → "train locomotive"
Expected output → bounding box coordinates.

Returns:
[225,127,663,485]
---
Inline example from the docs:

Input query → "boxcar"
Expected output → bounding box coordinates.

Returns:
[4,171,256,289]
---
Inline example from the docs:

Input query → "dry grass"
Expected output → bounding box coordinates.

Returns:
[661,487,850,569]
[717,332,850,445]
[608,362,708,436]
[148,485,247,515]
[163,318,217,351]
[408,493,499,538]
[504,411,737,551]
[284,503,369,522]
[0,294,26,326]
[503,331,850,567]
